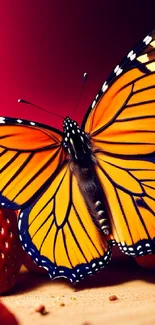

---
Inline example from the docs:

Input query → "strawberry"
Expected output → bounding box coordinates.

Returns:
[0,208,25,294]
[23,251,47,274]
[0,299,19,325]
[135,255,155,270]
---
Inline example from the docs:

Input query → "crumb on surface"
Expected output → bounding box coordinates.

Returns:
[34,304,48,315]
[109,295,118,301]
[70,297,76,300]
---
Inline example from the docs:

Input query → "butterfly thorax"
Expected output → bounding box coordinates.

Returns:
[63,117,91,166]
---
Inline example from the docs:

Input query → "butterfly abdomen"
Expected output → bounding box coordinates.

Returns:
[70,161,110,235]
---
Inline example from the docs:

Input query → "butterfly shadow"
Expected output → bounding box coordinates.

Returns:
[1,268,51,297]
[9,268,75,297]
[75,247,155,290]
[4,248,155,296]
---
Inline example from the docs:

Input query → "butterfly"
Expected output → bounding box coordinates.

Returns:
[0,30,155,283]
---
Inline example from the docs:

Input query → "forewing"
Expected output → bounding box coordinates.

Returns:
[83,30,155,156]
[0,117,66,209]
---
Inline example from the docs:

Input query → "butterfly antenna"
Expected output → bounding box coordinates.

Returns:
[71,72,87,118]
[18,99,64,120]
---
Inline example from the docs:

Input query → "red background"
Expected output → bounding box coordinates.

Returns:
[0,1,154,129]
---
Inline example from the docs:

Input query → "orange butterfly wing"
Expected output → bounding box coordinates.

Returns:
[95,153,155,256]
[0,118,66,208]
[83,30,155,256]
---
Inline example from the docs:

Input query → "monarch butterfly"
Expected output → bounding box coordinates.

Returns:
[0,30,155,283]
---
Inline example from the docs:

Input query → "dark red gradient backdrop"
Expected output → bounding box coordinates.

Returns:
[0,1,154,129]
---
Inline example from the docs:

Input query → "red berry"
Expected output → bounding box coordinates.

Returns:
[0,299,19,325]
[135,255,155,270]
[0,208,25,294]
[23,252,47,274]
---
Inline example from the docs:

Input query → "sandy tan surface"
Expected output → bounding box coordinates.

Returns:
[2,249,155,325]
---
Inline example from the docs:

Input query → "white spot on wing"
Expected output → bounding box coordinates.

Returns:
[143,35,152,45]
[17,119,23,123]
[127,50,136,61]
[91,100,96,108]
[87,271,92,274]
[114,65,119,73]
[121,242,125,246]
[101,81,108,92]
[18,219,22,230]
[115,66,123,76]
[72,273,76,278]
[0,117,5,123]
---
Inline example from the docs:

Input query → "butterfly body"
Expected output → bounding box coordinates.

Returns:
[63,116,110,234]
